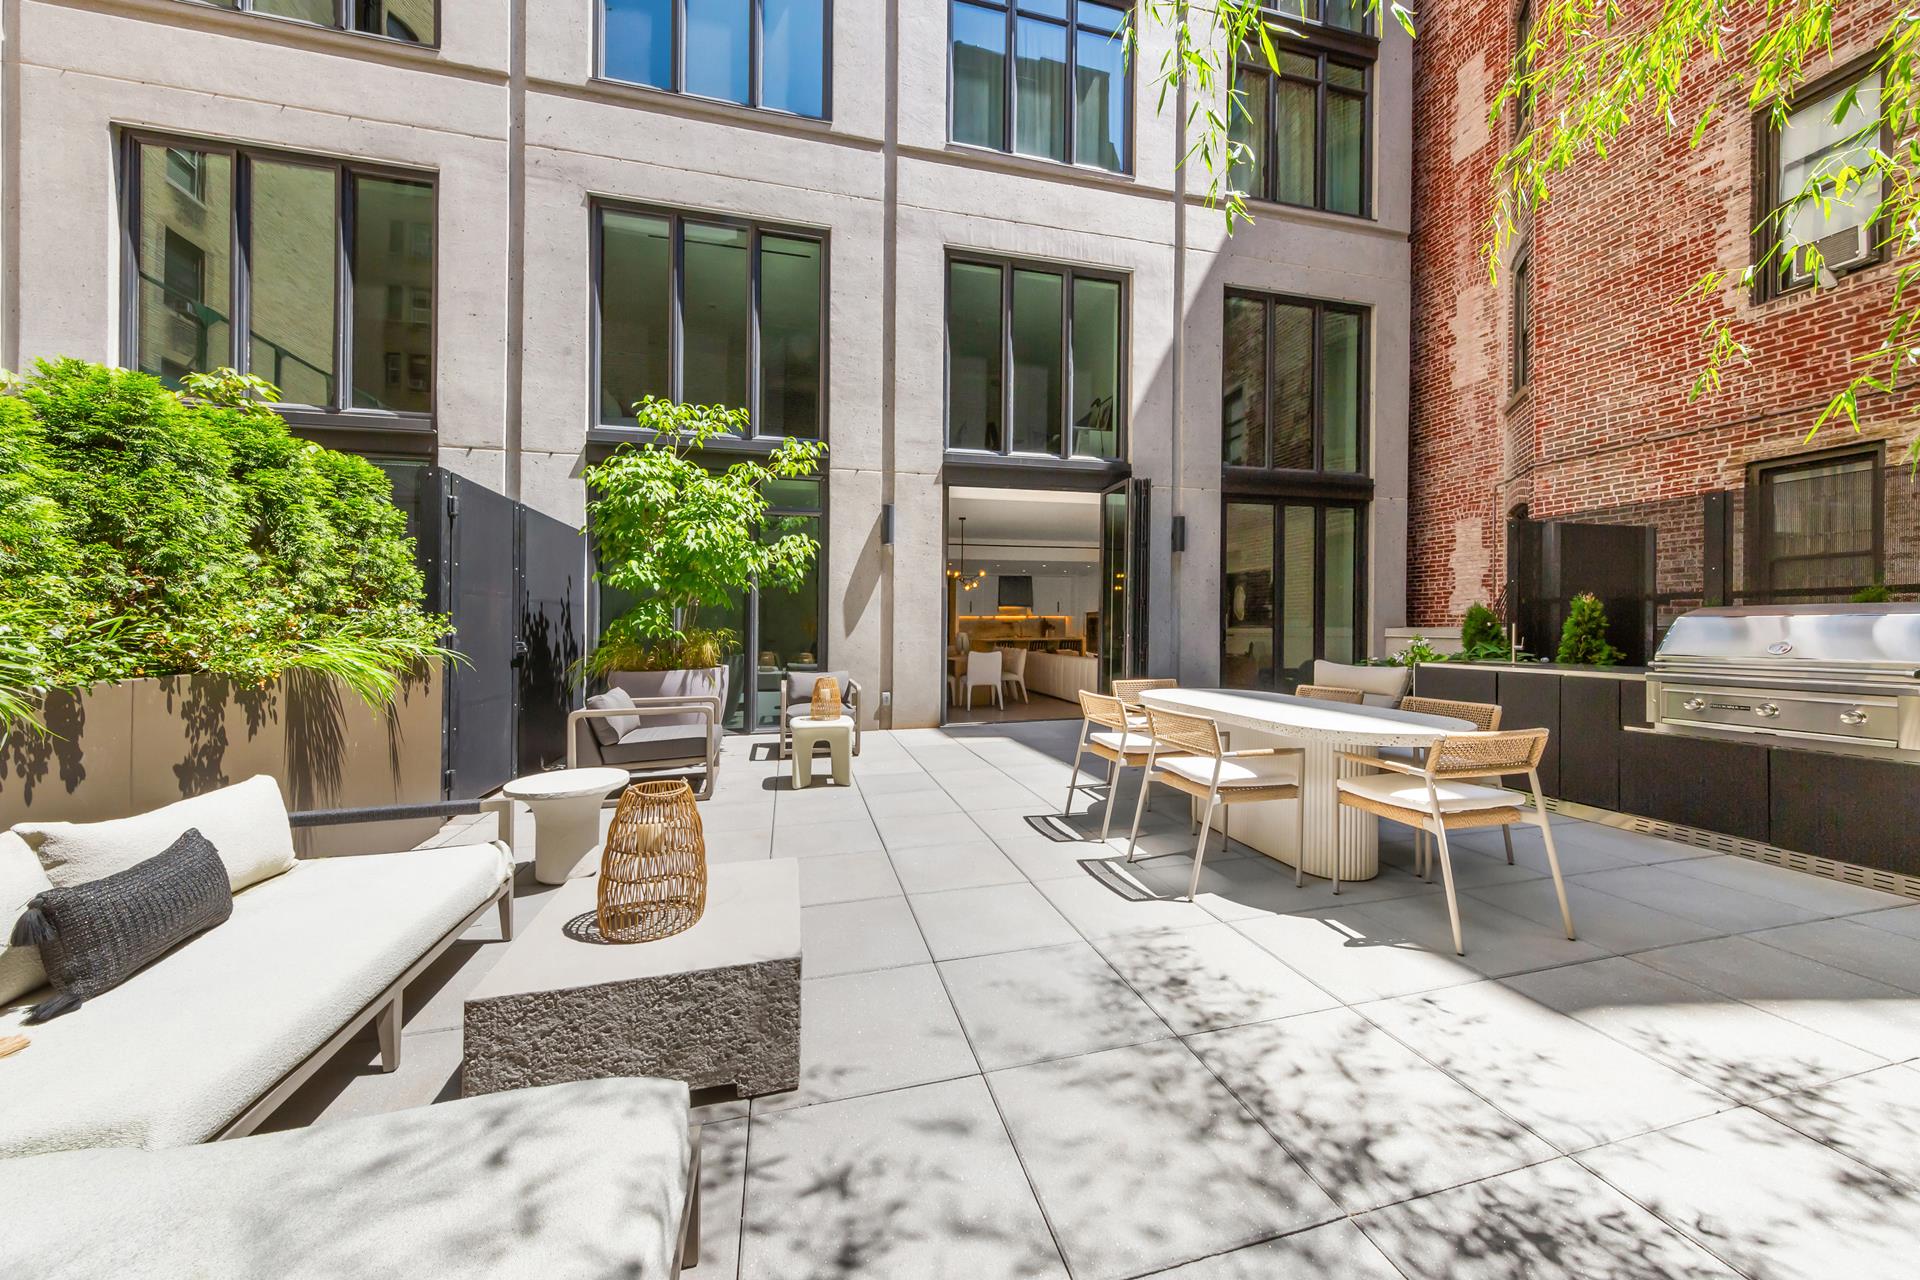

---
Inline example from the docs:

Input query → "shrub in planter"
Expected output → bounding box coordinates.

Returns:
[582,397,826,685]
[1556,592,1625,666]
[0,360,450,733]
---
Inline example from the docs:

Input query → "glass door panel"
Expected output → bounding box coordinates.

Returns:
[1223,501,1274,688]
[1100,485,1128,690]
[1279,504,1316,686]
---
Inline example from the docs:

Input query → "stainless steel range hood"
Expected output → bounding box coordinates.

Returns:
[1646,604,1920,761]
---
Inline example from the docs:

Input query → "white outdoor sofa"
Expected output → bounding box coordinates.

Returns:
[0,777,514,1158]
[0,1076,700,1279]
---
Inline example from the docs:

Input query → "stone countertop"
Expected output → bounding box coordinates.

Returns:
[1140,688,1473,746]
[1427,662,1649,678]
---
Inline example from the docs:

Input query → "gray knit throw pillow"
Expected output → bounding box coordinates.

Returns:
[9,827,233,1023]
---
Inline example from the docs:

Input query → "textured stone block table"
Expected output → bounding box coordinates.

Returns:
[462,860,801,1099]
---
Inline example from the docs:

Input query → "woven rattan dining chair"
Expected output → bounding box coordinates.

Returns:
[1124,705,1306,902]
[1296,684,1366,704]
[1394,696,1510,870]
[1064,691,1180,841]
[1111,677,1178,724]
[1335,728,1575,956]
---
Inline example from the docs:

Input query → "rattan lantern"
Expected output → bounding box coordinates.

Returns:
[597,780,708,943]
[809,675,842,720]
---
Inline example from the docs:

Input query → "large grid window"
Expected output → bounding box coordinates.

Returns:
[596,204,825,438]
[1222,496,1365,690]
[950,0,1131,174]
[946,254,1124,460]
[126,136,435,417]
[1229,44,1371,216]
[1222,290,1365,474]
[188,0,435,43]
[1756,62,1886,297]
[601,0,829,118]
[1752,449,1882,597]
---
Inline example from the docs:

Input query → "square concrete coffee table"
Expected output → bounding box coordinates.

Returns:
[462,860,801,1099]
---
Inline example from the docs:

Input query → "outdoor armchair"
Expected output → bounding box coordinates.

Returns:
[569,692,723,800]
[777,671,863,760]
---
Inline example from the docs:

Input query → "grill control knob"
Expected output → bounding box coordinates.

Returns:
[1840,708,1870,726]
[1682,697,1707,712]
[1755,702,1781,719]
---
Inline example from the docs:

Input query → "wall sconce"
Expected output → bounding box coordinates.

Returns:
[881,503,894,546]
[1171,515,1187,554]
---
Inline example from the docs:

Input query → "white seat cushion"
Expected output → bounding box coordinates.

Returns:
[1089,730,1157,753]
[0,1077,691,1280]
[15,774,296,893]
[0,830,52,1005]
[0,840,511,1157]
[1338,772,1524,814]
[1156,753,1299,789]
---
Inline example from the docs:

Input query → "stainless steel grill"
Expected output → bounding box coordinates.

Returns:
[1646,604,1920,761]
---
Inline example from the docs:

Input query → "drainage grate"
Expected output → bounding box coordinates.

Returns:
[1543,799,1920,902]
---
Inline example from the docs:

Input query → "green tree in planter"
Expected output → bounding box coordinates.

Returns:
[1556,593,1625,667]
[1459,603,1508,661]
[0,359,451,733]
[583,398,827,677]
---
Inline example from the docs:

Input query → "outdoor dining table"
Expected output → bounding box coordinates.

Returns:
[1137,687,1474,882]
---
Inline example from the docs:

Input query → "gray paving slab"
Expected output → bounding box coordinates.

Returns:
[1144,1221,1404,1279]
[1747,916,1920,994]
[1571,864,1830,934]
[799,895,932,977]
[796,850,902,906]
[907,882,1081,960]
[1094,922,1339,1034]
[1191,1008,1555,1211]
[938,940,1172,1069]
[989,1039,1341,1280]
[739,1077,1068,1280]
[755,964,977,1115]
[886,839,1026,893]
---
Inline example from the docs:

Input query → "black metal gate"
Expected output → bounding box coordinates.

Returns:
[380,465,584,802]
[1508,517,1656,665]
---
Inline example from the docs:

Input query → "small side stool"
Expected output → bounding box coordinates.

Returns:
[790,715,853,788]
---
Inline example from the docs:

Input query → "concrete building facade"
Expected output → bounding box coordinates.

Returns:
[0,0,1412,729]
[1409,1,1917,645]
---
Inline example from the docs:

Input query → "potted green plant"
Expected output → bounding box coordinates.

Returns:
[582,397,826,715]
[1556,592,1625,666]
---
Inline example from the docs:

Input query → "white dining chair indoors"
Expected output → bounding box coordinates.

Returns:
[1063,691,1179,841]
[1124,705,1306,901]
[1336,727,1574,956]
[960,648,1004,710]
[1001,647,1030,703]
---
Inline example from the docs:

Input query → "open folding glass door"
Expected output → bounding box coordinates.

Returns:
[1099,477,1151,689]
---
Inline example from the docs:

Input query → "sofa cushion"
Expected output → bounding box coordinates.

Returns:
[0,830,52,1006]
[585,687,641,746]
[16,774,296,893]
[601,723,713,766]
[1311,660,1410,707]
[18,828,233,1024]
[0,1077,692,1280]
[0,840,511,1157]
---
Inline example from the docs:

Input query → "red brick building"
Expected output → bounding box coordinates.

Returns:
[1408,1,1919,651]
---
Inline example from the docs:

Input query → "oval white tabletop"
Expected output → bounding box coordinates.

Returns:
[500,767,630,803]
[1139,688,1472,745]
[1136,688,1474,882]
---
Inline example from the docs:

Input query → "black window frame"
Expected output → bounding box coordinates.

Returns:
[1747,443,1885,598]
[1230,21,1375,218]
[1264,0,1375,38]
[1510,237,1532,394]
[119,129,438,434]
[595,0,834,122]
[1751,51,1891,304]
[1512,0,1533,139]
[1219,492,1369,690]
[591,199,829,443]
[945,0,1135,175]
[942,250,1130,464]
[1220,288,1370,482]
[176,0,439,47]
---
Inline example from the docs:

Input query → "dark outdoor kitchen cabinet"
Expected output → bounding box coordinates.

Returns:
[1554,676,1634,811]
[1770,749,1920,879]
[1618,730,1771,842]
[1494,670,1561,797]
[1410,665,1496,707]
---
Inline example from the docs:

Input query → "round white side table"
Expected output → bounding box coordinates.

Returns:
[790,715,854,788]
[500,767,630,885]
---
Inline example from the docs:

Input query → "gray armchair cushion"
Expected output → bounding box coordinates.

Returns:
[600,724,717,767]
[584,688,641,746]
[786,671,853,710]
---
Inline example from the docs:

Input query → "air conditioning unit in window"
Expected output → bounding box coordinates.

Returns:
[1787,222,1875,287]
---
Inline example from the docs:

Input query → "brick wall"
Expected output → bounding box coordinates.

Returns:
[1408,0,1919,625]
